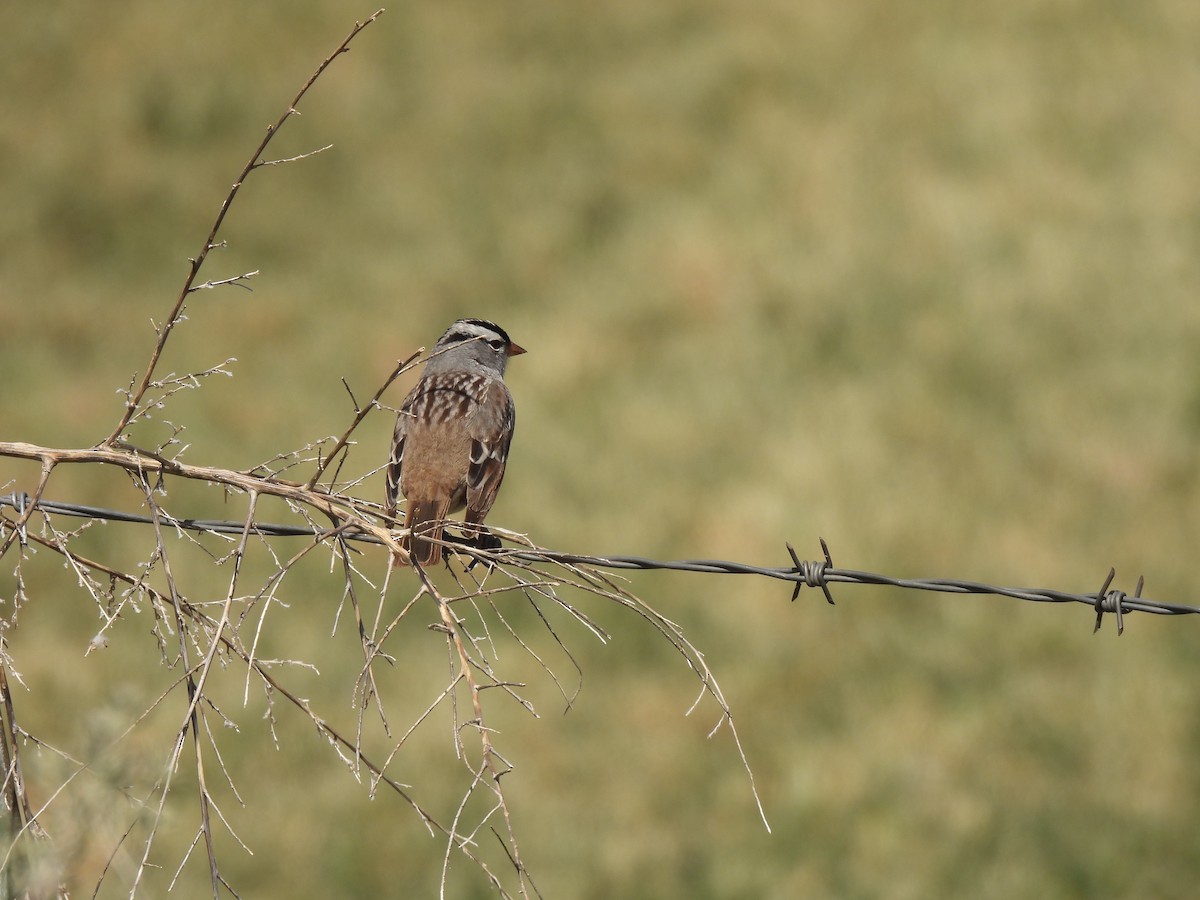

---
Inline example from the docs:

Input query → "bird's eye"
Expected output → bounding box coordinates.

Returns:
[487,339,506,350]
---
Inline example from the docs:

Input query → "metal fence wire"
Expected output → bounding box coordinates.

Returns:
[3,491,1194,636]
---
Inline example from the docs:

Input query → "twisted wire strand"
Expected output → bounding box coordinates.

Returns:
[3,492,1194,633]
[0,494,321,538]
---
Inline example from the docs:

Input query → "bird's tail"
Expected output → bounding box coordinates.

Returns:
[401,500,447,567]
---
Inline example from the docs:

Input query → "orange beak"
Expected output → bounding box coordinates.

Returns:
[507,342,526,356]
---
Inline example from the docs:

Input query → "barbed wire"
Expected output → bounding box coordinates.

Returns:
[3,491,1193,636]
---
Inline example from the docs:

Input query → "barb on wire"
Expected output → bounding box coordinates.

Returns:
[3,492,1194,635]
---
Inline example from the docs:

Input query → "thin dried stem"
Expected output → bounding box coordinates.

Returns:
[306,351,421,491]
[102,10,385,447]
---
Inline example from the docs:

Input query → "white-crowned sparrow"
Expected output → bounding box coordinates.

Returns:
[384,318,525,566]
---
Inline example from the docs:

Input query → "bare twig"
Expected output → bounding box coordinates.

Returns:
[414,562,534,897]
[102,9,386,447]
[305,351,422,491]
[256,144,334,167]
[187,270,259,293]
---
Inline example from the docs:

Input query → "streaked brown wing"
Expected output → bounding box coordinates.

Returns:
[383,382,420,518]
[464,379,516,522]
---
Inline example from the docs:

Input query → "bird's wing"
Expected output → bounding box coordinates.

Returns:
[383,384,418,519]
[465,379,516,523]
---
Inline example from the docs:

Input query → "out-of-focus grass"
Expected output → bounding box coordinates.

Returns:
[3,1,1200,896]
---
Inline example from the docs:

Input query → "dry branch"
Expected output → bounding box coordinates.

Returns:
[103,9,386,448]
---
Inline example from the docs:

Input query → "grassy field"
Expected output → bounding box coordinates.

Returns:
[3,2,1199,897]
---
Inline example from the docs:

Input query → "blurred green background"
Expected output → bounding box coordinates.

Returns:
[3,1,1200,897]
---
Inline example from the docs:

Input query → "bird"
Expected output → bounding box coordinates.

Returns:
[384,318,524,567]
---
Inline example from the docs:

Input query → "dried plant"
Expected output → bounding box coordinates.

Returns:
[0,11,766,897]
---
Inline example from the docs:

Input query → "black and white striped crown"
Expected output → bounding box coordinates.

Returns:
[437,318,513,349]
